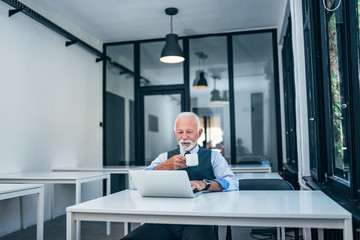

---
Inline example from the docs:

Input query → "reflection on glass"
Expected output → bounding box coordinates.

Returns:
[326,1,349,181]
[105,44,135,166]
[144,94,181,165]
[140,41,183,86]
[233,33,278,169]
[189,36,231,162]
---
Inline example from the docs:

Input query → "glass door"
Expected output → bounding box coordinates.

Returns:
[140,92,184,165]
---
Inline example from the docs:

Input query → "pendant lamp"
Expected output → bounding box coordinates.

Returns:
[210,76,223,103]
[222,91,229,104]
[193,52,208,89]
[160,8,184,64]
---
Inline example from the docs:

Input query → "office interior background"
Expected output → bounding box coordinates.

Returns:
[1,0,360,239]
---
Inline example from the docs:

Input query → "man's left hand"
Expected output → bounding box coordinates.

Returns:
[190,180,223,192]
[190,180,207,191]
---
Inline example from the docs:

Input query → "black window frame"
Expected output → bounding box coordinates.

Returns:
[103,30,283,169]
[304,0,360,200]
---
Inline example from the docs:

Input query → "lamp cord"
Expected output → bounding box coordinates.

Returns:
[170,15,173,33]
[322,0,341,12]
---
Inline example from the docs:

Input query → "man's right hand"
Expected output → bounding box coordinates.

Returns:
[154,154,187,170]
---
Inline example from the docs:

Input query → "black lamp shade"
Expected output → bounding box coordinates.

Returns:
[160,34,184,63]
[210,89,223,103]
[222,91,229,103]
[193,70,208,89]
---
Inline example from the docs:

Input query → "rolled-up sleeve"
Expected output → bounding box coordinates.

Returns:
[144,152,168,170]
[211,151,239,191]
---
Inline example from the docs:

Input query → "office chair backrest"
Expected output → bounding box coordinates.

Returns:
[238,179,294,190]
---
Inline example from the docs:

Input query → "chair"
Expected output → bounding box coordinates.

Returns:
[225,179,295,240]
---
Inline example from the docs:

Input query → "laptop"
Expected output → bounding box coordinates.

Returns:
[129,170,203,198]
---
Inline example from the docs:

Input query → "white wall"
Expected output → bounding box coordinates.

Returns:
[0,1,103,236]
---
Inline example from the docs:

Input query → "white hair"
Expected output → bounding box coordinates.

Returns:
[173,112,201,132]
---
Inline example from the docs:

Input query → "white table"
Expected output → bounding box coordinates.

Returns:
[0,184,44,240]
[53,166,145,188]
[229,164,271,173]
[235,172,282,179]
[66,190,353,240]
[0,172,110,240]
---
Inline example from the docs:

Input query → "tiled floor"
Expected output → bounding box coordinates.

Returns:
[0,215,268,240]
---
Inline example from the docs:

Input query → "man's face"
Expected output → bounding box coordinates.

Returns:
[174,116,203,151]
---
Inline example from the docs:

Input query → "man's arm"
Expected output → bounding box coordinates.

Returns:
[154,154,187,170]
[145,153,187,170]
[211,151,239,191]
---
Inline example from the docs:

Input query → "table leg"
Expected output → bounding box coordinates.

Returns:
[343,219,353,240]
[127,174,131,189]
[20,196,26,229]
[281,227,285,240]
[51,184,55,219]
[76,182,81,240]
[66,212,76,240]
[318,228,324,240]
[106,177,111,235]
[124,222,129,235]
[276,227,280,240]
[37,187,44,240]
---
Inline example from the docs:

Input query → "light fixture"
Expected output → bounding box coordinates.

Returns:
[210,76,223,103]
[193,52,208,89]
[222,91,229,103]
[160,7,184,64]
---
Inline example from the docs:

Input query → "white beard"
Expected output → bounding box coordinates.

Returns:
[178,139,197,152]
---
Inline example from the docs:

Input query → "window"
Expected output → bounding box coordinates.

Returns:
[304,0,360,196]
[324,0,351,183]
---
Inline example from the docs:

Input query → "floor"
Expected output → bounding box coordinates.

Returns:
[0,215,291,240]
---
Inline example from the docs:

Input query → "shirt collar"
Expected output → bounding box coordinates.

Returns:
[180,144,199,155]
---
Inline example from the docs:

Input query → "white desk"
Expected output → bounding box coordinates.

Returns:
[66,190,353,240]
[0,172,110,240]
[229,164,271,173]
[0,184,44,240]
[235,172,282,179]
[53,166,145,188]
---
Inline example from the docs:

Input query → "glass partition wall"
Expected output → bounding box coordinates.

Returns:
[104,30,280,169]
[233,32,278,169]
[105,44,135,166]
[189,36,231,161]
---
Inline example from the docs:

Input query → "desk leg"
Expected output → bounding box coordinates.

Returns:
[281,227,285,240]
[124,222,129,236]
[276,227,280,240]
[127,174,131,189]
[75,182,81,240]
[37,188,44,240]
[343,219,353,240]
[66,212,76,240]
[123,173,129,235]
[106,177,111,235]
[318,228,324,240]
[51,184,55,219]
[20,196,26,229]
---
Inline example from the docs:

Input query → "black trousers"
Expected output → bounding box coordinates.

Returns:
[121,223,217,240]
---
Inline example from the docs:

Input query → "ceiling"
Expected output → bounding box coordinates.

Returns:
[35,0,288,43]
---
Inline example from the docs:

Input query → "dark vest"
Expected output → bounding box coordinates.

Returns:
[167,147,215,181]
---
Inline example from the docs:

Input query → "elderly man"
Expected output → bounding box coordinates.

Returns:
[122,112,238,240]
